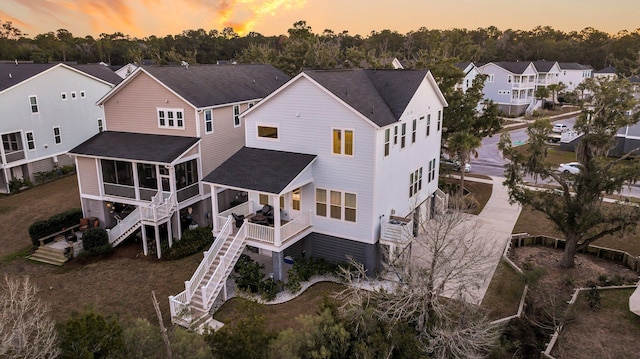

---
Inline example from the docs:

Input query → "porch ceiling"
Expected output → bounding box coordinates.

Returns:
[69,131,199,163]
[203,146,316,195]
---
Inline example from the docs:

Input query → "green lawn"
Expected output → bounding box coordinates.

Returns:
[481,261,525,320]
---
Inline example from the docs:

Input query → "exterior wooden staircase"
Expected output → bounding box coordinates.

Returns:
[28,243,70,266]
[169,216,246,331]
[107,192,176,247]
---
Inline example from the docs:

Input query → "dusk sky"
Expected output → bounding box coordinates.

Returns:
[2,0,639,38]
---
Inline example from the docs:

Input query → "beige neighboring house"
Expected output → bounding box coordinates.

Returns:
[68,64,289,258]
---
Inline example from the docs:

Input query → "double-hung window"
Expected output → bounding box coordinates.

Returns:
[157,108,184,129]
[437,111,442,131]
[384,128,390,157]
[332,129,354,156]
[25,132,35,150]
[258,125,278,139]
[400,123,406,148]
[53,127,61,144]
[98,118,104,132]
[428,158,436,182]
[316,188,356,222]
[426,114,431,136]
[412,119,417,144]
[233,105,241,127]
[393,126,398,145]
[29,96,38,113]
[204,109,214,134]
[409,167,423,197]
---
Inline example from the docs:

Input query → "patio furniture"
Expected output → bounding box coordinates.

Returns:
[256,205,274,224]
[232,213,245,228]
[249,214,269,226]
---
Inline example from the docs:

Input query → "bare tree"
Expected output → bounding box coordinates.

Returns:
[0,276,60,359]
[336,201,501,358]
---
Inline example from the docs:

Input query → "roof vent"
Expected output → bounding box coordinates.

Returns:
[371,105,374,114]
[345,88,349,95]
[9,73,12,78]
[253,78,256,83]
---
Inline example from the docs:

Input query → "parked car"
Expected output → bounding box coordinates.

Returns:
[558,162,581,174]
[440,157,471,173]
[552,123,569,133]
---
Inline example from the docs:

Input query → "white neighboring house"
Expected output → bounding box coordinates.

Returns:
[169,68,448,330]
[479,61,538,115]
[0,63,121,193]
[593,66,617,81]
[532,60,561,88]
[455,61,482,93]
[205,68,447,278]
[558,62,593,91]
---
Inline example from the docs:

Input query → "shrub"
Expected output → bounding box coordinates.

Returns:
[58,309,124,359]
[164,227,214,260]
[285,256,341,294]
[259,278,281,301]
[585,282,601,310]
[8,178,31,193]
[28,208,83,246]
[235,256,265,293]
[82,227,113,256]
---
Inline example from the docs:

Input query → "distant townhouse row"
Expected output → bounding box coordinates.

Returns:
[456,60,599,115]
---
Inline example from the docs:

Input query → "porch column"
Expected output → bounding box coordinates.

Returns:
[141,224,148,256]
[175,210,182,240]
[167,218,173,248]
[211,185,220,233]
[273,195,281,246]
[155,225,161,259]
[272,251,284,282]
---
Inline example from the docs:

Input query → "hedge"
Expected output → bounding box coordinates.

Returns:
[163,227,214,260]
[28,208,83,246]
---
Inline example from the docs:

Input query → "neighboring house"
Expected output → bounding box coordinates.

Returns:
[532,60,561,88]
[0,62,121,193]
[611,74,640,157]
[558,62,593,91]
[454,61,481,93]
[479,61,538,115]
[68,64,289,258]
[593,66,617,81]
[169,68,448,329]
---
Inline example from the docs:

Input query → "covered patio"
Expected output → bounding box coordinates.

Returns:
[203,147,317,278]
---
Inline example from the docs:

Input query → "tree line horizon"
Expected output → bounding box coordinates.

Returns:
[2,19,640,77]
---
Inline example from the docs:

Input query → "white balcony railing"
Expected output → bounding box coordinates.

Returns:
[140,193,175,223]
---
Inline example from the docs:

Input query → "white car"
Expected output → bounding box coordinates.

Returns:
[440,158,471,173]
[552,123,569,133]
[558,162,581,174]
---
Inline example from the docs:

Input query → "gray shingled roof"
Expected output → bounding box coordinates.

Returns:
[69,131,199,163]
[0,63,121,92]
[203,147,316,195]
[70,64,123,84]
[493,61,532,74]
[0,63,56,92]
[594,66,616,74]
[454,62,472,71]
[304,69,429,127]
[558,62,593,70]
[142,64,290,108]
[532,60,557,72]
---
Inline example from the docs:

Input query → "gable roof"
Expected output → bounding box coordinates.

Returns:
[69,64,123,84]
[202,147,317,195]
[0,63,120,93]
[104,64,290,108]
[303,69,433,127]
[531,60,559,73]
[594,66,616,74]
[492,61,533,74]
[558,62,593,70]
[0,63,57,92]
[69,131,199,164]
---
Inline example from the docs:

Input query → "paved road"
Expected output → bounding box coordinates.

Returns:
[470,116,640,197]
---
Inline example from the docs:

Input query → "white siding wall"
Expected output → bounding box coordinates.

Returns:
[373,77,443,235]
[480,63,512,105]
[0,65,109,164]
[244,78,377,243]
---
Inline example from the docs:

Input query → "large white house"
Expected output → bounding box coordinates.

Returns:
[0,63,121,193]
[558,62,593,91]
[167,68,448,328]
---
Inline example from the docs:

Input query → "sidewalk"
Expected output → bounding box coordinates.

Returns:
[411,175,521,305]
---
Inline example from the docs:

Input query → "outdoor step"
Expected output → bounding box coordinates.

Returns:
[28,254,66,266]
[32,248,68,260]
